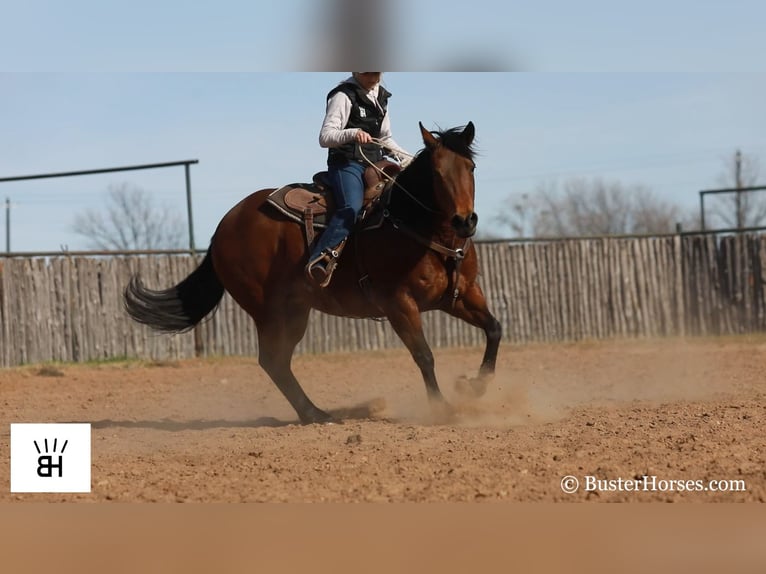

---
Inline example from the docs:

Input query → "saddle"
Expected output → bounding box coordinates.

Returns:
[266,160,400,246]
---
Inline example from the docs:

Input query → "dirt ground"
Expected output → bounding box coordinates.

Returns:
[0,337,764,502]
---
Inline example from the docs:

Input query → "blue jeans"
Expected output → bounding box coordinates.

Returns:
[309,161,365,260]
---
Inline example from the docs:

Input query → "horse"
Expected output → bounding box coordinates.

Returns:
[124,122,502,424]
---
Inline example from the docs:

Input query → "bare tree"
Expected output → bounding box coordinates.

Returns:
[709,149,764,229]
[492,192,533,237]
[71,183,186,250]
[631,188,684,234]
[494,177,682,238]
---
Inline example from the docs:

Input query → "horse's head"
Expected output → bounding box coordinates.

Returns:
[419,121,478,238]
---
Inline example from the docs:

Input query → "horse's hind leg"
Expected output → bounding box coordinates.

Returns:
[255,307,333,424]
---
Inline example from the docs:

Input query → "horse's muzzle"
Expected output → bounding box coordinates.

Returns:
[452,212,478,238]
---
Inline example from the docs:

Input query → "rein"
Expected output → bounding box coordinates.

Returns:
[359,142,439,214]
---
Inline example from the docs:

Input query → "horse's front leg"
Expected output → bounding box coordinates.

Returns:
[447,282,502,398]
[385,296,454,420]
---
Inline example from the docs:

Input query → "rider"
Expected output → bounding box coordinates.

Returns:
[305,72,411,287]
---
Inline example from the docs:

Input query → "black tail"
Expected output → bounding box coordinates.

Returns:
[124,249,224,333]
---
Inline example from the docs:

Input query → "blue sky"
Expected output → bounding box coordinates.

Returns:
[1,0,765,251]
[1,72,764,251]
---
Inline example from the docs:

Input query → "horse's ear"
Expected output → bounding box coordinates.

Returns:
[462,122,475,146]
[419,122,439,149]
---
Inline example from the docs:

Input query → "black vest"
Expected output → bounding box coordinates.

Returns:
[327,81,391,167]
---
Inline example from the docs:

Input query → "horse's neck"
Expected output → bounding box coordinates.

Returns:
[390,171,458,244]
[390,170,434,227]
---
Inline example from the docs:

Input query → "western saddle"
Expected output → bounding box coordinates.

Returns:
[265,160,401,247]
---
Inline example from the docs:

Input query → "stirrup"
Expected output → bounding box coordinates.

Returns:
[305,240,346,288]
[305,250,337,288]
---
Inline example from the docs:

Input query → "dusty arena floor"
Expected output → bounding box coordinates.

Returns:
[1,338,764,502]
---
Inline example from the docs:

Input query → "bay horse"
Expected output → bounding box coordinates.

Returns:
[124,122,502,424]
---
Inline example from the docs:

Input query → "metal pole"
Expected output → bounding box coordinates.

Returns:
[184,163,195,251]
[5,197,9,252]
[0,159,199,183]
[735,149,743,229]
[699,191,706,231]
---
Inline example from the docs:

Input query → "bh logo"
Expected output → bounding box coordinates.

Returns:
[35,438,67,478]
[10,424,91,493]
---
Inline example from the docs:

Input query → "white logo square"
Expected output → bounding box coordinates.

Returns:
[10,423,91,493]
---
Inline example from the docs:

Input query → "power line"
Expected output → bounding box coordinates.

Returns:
[481,145,766,184]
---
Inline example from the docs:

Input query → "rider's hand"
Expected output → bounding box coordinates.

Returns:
[355,130,373,144]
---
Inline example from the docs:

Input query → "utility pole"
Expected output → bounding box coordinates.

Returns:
[5,197,9,252]
[735,149,743,229]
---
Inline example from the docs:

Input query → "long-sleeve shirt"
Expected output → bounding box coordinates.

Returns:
[318,76,412,165]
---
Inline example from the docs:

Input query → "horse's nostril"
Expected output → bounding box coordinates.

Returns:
[451,213,478,238]
[452,213,478,232]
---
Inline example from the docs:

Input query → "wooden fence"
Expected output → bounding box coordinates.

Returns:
[1,233,765,367]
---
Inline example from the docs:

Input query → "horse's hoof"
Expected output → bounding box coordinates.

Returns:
[454,375,489,398]
[299,408,338,425]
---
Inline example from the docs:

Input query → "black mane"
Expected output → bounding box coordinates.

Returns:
[400,125,476,179]
[430,125,476,160]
